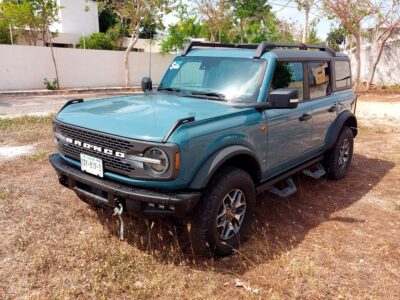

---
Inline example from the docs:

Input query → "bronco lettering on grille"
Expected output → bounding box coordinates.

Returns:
[65,137,126,158]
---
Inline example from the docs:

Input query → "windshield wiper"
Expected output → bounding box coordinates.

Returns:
[191,92,226,101]
[158,87,181,92]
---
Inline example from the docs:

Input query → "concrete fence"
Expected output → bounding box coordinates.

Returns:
[0,45,174,91]
[345,39,400,86]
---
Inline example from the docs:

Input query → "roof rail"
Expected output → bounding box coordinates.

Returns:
[182,41,336,58]
[181,41,257,56]
[254,42,336,58]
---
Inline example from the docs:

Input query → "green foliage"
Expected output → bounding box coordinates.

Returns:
[0,20,12,44]
[160,2,202,53]
[0,0,60,46]
[78,32,115,50]
[43,78,58,90]
[307,20,324,45]
[271,64,293,90]
[99,9,118,33]
[326,25,348,51]
[161,0,296,53]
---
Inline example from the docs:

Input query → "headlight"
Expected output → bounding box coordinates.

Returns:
[53,126,66,146]
[143,148,169,176]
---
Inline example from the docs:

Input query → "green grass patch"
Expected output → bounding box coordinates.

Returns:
[0,114,54,131]
[0,188,13,200]
[28,151,49,162]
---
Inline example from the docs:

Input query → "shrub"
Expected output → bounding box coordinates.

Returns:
[78,32,115,50]
[43,78,58,90]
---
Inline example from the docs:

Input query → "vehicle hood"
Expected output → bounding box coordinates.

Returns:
[56,93,241,142]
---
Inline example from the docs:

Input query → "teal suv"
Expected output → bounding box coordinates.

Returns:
[50,42,357,257]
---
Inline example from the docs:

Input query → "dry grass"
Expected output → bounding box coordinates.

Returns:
[0,101,399,299]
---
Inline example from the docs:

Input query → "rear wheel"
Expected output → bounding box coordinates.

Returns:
[189,167,256,257]
[324,126,354,180]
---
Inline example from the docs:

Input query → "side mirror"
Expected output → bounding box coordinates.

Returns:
[268,88,299,109]
[141,77,153,93]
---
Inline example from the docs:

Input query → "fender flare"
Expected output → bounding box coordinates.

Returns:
[326,110,358,150]
[188,145,261,190]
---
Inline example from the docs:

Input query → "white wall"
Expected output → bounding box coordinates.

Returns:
[52,0,99,35]
[345,38,400,85]
[0,45,174,91]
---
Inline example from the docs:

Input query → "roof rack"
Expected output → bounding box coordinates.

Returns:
[181,41,336,58]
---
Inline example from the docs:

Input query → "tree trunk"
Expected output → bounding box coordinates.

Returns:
[240,18,243,44]
[124,22,140,88]
[49,33,60,89]
[354,33,362,90]
[302,2,309,43]
[367,33,391,90]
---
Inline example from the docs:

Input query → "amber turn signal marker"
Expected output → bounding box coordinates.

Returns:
[175,152,180,171]
[259,124,267,133]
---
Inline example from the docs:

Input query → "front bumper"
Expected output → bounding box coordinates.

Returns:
[49,153,201,216]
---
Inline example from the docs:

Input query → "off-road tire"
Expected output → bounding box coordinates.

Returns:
[188,166,256,257]
[324,126,354,180]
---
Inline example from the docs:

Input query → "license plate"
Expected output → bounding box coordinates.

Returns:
[80,154,103,178]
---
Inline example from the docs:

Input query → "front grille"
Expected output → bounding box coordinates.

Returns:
[57,123,135,176]
[59,124,132,151]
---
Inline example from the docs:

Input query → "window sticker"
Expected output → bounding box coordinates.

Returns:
[170,61,182,70]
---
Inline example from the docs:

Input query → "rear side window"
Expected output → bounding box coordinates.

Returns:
[270,62,304,101]
[308,62,330,99]
[335,61,351,89]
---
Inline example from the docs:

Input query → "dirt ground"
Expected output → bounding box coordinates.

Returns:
[0,95,399,299]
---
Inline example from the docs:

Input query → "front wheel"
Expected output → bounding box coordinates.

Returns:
[324,126,354,180]
[189,167,256,257]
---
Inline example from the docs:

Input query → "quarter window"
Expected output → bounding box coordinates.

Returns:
[270,62,304,101]
[308,62,330,99]
[335,60,351,89]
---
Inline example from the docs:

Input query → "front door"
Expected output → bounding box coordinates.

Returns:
[265,61,313,177]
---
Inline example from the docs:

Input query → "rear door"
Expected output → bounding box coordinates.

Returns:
[265,61,314,173]
[306,61,337,149]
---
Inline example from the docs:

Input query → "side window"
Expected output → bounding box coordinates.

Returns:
[308,62,330,99]
[335,60,351,89]
[271,62,303,101]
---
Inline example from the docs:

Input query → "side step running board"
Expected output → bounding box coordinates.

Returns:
[269,178,297,198]
[256,156,323,194]
[302,163,326,179]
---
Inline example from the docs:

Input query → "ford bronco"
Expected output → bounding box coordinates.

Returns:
[50,42,357,257]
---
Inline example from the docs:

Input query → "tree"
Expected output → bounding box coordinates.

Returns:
[326,24,347,51]
[0,1,42,46]
[196,0,233,42]
[0,6,14,44]
[367,0,400,89]
[229,0,272,43]
[307,19,324,44]
[323,0,379,89]
[103,0,172,87]
[160,2,202,53]
[295,0,315,43]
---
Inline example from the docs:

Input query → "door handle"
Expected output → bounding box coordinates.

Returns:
[329,105,338,113]
[299,113,312,121]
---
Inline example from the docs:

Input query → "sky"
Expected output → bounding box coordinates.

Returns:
[269,1,332,40]
[163,1,335,40]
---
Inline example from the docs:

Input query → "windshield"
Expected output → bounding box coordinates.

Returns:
[158,56,267,102]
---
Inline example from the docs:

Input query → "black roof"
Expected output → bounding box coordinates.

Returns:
[272,49,349,61]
